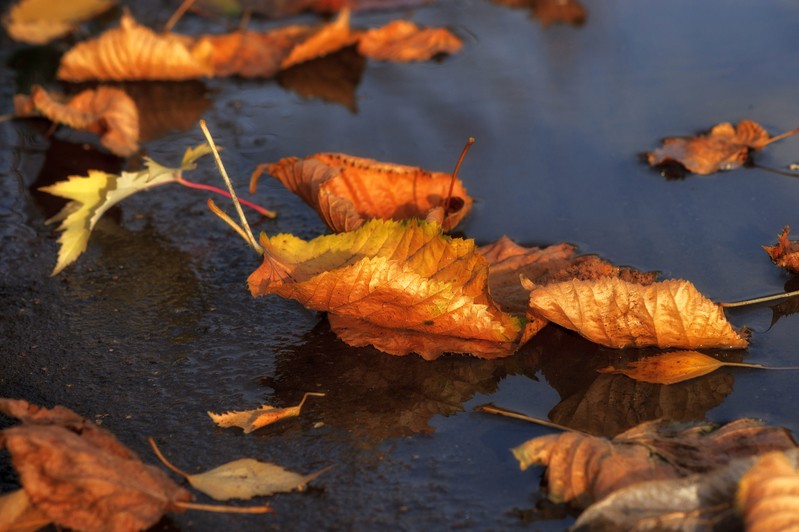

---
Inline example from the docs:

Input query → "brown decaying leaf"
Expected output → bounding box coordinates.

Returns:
[0,398,191,532]
[646,120,777,175]
[357,20,463,61]
[738,450,799,532]
[14,85,139,157]
[764,226,799,273]
[525,277,748,349]
[512,417,797,509]
[259,153,472,232]
[208,392,325,433]
[598,350,766,385]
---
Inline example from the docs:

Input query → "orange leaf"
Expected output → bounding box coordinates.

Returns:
[764,226,799,273]
[738,450,799,532]
[598,350,764,385]
[260,153,472,232]
[208,392,325,433]
[492,0,587,28]
[357,20,462,62]
[280,9,360,69]
[525,277,748,349]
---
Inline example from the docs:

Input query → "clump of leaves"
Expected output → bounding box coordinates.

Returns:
[646,120,799,175]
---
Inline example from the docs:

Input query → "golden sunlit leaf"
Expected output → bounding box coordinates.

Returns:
[646,120,798,175]
[3,0,115,44]
[39,145,211,275]
[764,226,799,273]
[597,351,766,385]
[738,450,799,532]
[280,9,360,69]
[14,85,139,157]
[208,392,325,433]
[258,152,472,233]
[248,219,528,360]
[524,277,748,349]
[357,20,463,61]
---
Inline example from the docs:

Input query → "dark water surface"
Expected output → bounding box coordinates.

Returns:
[3,1,799,529]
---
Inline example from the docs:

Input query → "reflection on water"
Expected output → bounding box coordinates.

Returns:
[278,46,366,112]
[491,0,587,27]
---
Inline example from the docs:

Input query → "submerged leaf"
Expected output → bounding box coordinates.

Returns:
[248,219,527,359]
[764,226,799,273]
[258,153,472,232]
[208,392,325,433]
[3,0,115,44]
[598,350,764,385]
[525,277,748,349]
[187,460,329,501]
[357,20,463,61]
[738,450,799,532]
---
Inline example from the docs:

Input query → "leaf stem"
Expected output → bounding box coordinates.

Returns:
[296,392,326,410]
[163,0,197,32]
[764,126,799,146]
[719,288,799,308]
[474,403,588,434]
[443,137,475,224]
[174,501,273,514]
[199,120,264,255]
[177,176,276,218]
[207,199,254,248]
[148,437,190,479]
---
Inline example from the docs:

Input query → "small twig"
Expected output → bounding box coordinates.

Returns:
[296,392,326,410]
[164,0,197,32]
[719,288,799,308]
[750,162,799,179]
[474,404,587,434]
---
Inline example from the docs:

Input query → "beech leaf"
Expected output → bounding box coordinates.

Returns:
[738,449,799,532]
[524,277,748,349]
[208,392,325,433]
[597,350,768,385]
[257,152,472,233]
[357,20,463,62]
[764,226,799,273]
[39,144,212,275]
[3,0,115,44]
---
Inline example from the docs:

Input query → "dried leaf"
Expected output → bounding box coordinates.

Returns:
[14,85,139,157]
[209,392,325,433]
[260,153,472,233]
[645,120,790,175]
[39,144,211,274]
[187,460,330,501]
[525,277,748,349]
[764,226,799,273]
[3,0,115,44]
[512,418,797,508]
[357,20,462,61]
[0,489,51,532]
[738,450,799,532]
[248,219,528,359]
[598,350,766,385]
[281,9,360,69]
[0,398,191,532]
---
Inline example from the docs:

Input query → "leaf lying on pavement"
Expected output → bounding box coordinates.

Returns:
[3,0,115,44]
[764,226,799,273]
[208,392,325,433]
[524,276,749,349]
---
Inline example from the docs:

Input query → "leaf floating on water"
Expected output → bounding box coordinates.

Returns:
[491,0,587,28]
[738,450,799,532]
[357,20,463,62]
[598,351,769,385]
[764,226,799,273]
[208,392,325,433]
[3,0,115,44]
[646,120,799,175]
[524,277,749,349]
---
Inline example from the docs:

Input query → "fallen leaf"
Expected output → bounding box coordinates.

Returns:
[524,277,749,349]
[492,0,587,27]
[39,144,212,275]
[209,392,325,433]
[187,460,330,501]
[0,398,192,532]
[14,85,139,157]
[598,350,767,385]
[280,9,360,69]
[248,218,528,359]
[357,20,463,61]
[645,120,798,175]
[738,449,799,532]
[198,26,304,78]
[512,417,797,508]
[0,489,51,532]
[3,0,115,44]
[764,226,799,273]
[257,152,472,232]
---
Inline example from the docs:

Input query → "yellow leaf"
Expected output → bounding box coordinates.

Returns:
[525,277,748,349]
[3,0,115,44]
[208,392,325,433]
[40,145,211,275]
[598,351,765,385]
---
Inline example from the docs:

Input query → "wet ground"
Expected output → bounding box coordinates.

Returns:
[3,0,799,529]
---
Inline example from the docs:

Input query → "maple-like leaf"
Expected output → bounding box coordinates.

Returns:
[524,277,748,349]
[257,153,472,233]
[512,418,797,509]
[14,85,139,157]
[3,0,115,44]
[0,398,192,532]
[764,226,799,273]
[39,145,212,275]
[248,219,529,359]
[357,20,463,61]
[208,392,325,433]
[646,120,798,175]
[738,450,799,532]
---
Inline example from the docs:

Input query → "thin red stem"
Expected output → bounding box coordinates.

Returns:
[177,176,276,218]
[445,137,475,210]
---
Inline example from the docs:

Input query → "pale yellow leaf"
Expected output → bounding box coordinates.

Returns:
[187,460,330,501]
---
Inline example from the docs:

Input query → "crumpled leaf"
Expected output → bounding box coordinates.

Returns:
[512,417,797,509]
[645,120,797,175]
[738,449,799,532]
[598,350,766,385]
[491,0,587,27]
[258,152,472,233]
[0,489,51,532]
[248,219,530,360]
[524,277,748,349]
[357,20,463,61]
[186,460,330,501]
[764,226,799,273]
[0,398,192,532]
[208,392,325,433]
[14,85,139,157]
[39,144,211,275]
[2,0,115,44]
